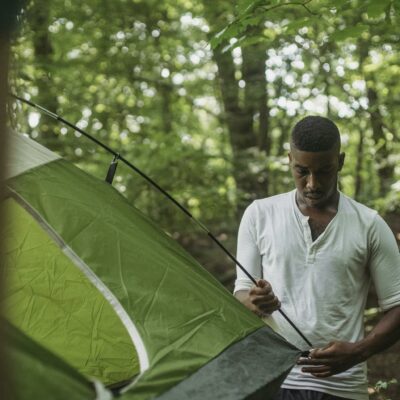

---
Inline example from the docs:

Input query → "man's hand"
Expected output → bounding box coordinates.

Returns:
[235,279,281,317]
[297,341,364,378]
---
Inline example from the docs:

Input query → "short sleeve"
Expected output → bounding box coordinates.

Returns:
[233,202,262,294]
[368,214,400,311]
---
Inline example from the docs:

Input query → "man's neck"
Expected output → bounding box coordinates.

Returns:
[296,190,340,241]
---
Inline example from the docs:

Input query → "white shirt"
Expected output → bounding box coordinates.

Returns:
[234,190,400,400]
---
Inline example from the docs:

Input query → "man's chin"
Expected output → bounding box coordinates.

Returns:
[304,195,325,207]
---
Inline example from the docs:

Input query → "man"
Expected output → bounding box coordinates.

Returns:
[234,116,400,400]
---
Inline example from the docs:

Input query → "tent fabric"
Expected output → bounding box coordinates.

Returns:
[156,326,299,400]
[4,318,108,400]
[4,134,301,399]
[7,155,268,397]
[3,196,140,385]
[6,131,60,179]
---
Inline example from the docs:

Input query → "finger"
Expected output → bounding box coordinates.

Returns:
[250,285,274,297]
[253,309,269,318]
[251,293,276,304]
[301,365,331,374]
[252,304,277,318]
[256,279,273,292]
[311,371,332,378]
[254,294,280,306]
[259,298,281,311]
[251,298,281,315]
[256,279,269,288]
[259,305,280,314]
[311,343,335,358]
[297,358,332,366]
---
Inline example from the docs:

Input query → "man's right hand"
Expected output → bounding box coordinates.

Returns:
[235,279,281,317]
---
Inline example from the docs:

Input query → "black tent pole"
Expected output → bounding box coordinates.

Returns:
[10,93,312,349]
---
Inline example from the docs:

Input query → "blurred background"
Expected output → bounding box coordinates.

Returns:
[7,1,400,397]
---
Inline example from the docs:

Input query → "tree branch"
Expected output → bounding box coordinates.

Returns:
[261,0,317,17]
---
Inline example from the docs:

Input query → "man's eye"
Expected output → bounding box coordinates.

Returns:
[296,168,308,175]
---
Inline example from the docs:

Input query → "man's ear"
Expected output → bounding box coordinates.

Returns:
[338,152,345,171]
[288,152,292,164]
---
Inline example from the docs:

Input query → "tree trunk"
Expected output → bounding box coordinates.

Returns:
[202,2,271,219]
[213,43,270,219]
[30,0,59,149]
[354,129,364,201]
[367,86,394,195]
[353,40,369,201]
[242,44,270,153]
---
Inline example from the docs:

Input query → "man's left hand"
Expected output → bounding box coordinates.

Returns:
[297,341,364,378]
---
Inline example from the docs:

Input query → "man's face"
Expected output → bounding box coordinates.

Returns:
[288,145,345,209]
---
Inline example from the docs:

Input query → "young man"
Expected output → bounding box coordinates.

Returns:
[234,116,400,400]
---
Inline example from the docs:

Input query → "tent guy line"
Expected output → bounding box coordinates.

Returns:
[10,92,312,349]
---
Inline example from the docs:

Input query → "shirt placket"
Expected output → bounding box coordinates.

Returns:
[300,216,317,265]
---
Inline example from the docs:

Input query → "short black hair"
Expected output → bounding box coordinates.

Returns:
[291,116,340,152]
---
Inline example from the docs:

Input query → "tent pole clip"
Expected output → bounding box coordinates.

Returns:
[105,153,120,184]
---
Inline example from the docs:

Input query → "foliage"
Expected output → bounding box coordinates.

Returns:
[209,0,400,209]
[375,378,398,392]
[9,0,235,237]
[8,0,400,270]
[369,378,398,400]
[211,0,397,49]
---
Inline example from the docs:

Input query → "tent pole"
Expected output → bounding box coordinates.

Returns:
[10,93,313,348]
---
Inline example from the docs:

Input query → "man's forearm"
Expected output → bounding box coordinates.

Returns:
[357,305,400,361]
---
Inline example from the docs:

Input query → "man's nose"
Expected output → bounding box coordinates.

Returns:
[306,173,320,191]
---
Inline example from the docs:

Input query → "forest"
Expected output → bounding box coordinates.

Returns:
[8,0,400,397]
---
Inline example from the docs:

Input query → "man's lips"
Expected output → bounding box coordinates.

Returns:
[305,193,323,199]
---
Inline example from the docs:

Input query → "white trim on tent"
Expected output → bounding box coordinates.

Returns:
[92,380,113,400]
[61,242,151,376]
[9,190,150,378]
[7,132,61,179]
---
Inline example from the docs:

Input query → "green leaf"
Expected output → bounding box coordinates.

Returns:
[210,23,241,49]
[366,0,391,19]
[210,13,264,49]
[242,13,266,29]
[330,25,369,41]
[210,26,229,49]
[393,0,400,13]
[237,0,259,15]
[239,35,268,49]
[221,34,267,53]
[284,18,311,33]
[332,0,352,7]
[236,0,282,17]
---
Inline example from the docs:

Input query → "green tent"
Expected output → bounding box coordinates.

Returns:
[4,319,112,400]
[2,133,301,399]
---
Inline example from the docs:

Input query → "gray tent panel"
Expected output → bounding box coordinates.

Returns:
[156,326,301,400]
